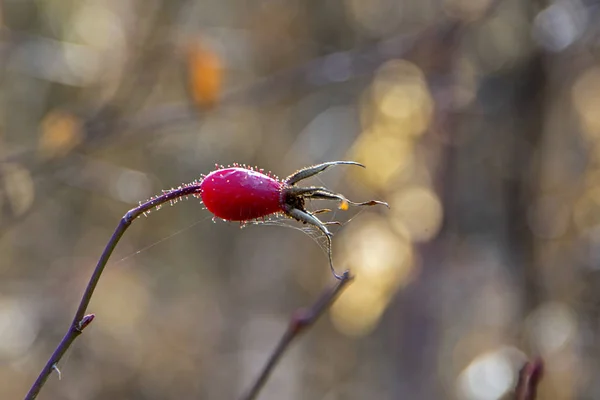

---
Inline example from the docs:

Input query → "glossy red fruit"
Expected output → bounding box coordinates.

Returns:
[198,161,388,279]
[200,167,283,221]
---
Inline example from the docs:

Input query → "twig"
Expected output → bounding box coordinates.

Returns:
[514,358,544,400]
[239,271,354,400]
[24,182,203,400]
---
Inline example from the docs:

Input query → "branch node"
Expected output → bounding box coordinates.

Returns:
[289,309,310,334]
[123,210,136,225]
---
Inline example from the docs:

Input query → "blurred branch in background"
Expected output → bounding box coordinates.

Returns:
[241,271,353,400]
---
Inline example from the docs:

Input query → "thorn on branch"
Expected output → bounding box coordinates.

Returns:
[76,314,95,332]
[51,364,62,380]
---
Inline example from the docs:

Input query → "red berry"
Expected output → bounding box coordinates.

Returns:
[197,161,388,279]
[200,167,283,221]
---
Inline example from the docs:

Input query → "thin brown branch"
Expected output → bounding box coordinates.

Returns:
[23,182,203,400]
[239,271,354,400]
[514,358,544,400]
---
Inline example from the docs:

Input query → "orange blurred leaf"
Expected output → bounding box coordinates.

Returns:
[38,111,82,159]
[187,42,223,109]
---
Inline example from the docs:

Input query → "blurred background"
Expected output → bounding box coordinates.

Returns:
[0,0,598,399]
